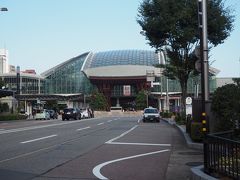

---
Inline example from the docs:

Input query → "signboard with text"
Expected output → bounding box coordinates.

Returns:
[123,85,131,96]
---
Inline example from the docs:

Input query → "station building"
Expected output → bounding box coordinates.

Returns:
[0,49,219,113]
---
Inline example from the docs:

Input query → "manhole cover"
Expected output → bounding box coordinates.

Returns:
[186,162,203,167]
[178,152,203,155]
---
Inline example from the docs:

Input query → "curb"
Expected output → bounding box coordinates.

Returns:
[162,118,218,180]
[162,118,203,150]
[177,125,203,150]
[191,165,218,180]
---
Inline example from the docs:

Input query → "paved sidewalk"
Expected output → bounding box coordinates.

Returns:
[163,119,203,180]
[163,118,218,180]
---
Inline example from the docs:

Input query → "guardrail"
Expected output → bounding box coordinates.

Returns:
[204,131,240,179]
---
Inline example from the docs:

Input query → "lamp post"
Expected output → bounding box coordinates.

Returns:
[160,49,169,112]
[0,7,8,12]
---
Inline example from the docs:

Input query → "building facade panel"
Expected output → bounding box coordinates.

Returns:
[44,53,94,94]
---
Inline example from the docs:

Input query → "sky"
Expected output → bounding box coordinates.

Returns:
[0,0,239,77]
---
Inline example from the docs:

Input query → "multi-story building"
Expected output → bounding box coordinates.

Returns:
[0,49,9,74]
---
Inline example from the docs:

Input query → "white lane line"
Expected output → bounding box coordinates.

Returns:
[106,142,171,146]
[106,125,138,144]
[93,149,170,180]
[0,118,101,135]
[97,123,104,126]
[20,135,57,144]
[107,120,112,123]
[76,126,91,131]
[137,119,141,123]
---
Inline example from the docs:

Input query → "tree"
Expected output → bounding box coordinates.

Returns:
[0,78,5,89]
[0,102,9,113]
[135,90,147,110]
[44,100,58,111]
[137,0,234,115]
[89,91,108,111]
[211,83,240,131]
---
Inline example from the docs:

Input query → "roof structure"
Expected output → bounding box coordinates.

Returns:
[82,50,161,78]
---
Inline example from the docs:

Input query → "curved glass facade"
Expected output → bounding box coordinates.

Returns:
[86,50,159,69]
[44,53,94,94]
[44,50,217,95]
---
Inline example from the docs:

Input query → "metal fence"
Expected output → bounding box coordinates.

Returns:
[204,131,240,179]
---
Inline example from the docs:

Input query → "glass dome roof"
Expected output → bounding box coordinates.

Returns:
[86,50,159,69]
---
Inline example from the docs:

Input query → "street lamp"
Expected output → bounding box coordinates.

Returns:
[160,49,169,112]
[0,7,8,12]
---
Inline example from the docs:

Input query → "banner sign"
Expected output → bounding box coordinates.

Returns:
[123,85,131,96]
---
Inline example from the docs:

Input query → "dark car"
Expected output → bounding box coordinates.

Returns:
[142,107,160,122]
[62,108,81,120]
[47,110,58,119]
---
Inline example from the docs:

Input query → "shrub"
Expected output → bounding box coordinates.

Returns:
[174,113,186,125]
[0,114,27,121]
[161,111,173,118]
[190,122,204,142]
[211,83,240,132]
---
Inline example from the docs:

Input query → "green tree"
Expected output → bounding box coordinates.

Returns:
[211,83,240,132]
[137,0,234,115]
[44,100,58,111]
[0,102,9,113]
[89,91,108,111]
[0,78,5,89]
[135,90,147,110]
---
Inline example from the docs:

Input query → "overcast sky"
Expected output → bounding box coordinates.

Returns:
[0,0,239,77]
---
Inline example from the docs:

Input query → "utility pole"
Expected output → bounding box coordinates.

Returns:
[198,0,209,133]
[198,0,210,173]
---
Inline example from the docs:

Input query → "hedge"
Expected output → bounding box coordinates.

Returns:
[0,114,28,121]
[190,122,204,142]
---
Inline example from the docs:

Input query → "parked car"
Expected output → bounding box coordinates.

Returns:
[81,109,90,119]
[47,110,58,119]
[35,109,50,120]
[142,107,160,122]
[62,108,81,120]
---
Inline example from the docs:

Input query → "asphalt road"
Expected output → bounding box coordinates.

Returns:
[0,116,182,180]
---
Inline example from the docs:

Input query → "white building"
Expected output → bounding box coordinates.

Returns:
[216,77,237,88]
[0,49,9,74]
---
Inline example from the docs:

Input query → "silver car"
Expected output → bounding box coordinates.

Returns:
[35,109,50,120]
[142,107,160,122]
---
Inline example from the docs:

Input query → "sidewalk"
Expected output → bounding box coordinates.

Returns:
[163,118,218,180]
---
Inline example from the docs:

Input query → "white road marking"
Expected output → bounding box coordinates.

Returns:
[76,126,91,131]
[0,132,91,164]
[20,135,57,144]
[93,149,170,180]
[97,123,104,126]
[137,119,141,123]
[106,142,171,146]
[0,118,100,135]
[106,125,138,144]
[0,129,5,131]
[107,120,112,123]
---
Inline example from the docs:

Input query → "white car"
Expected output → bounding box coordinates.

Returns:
[142,107,160,122]
[35,109,50,120]
[81,109,90,118]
